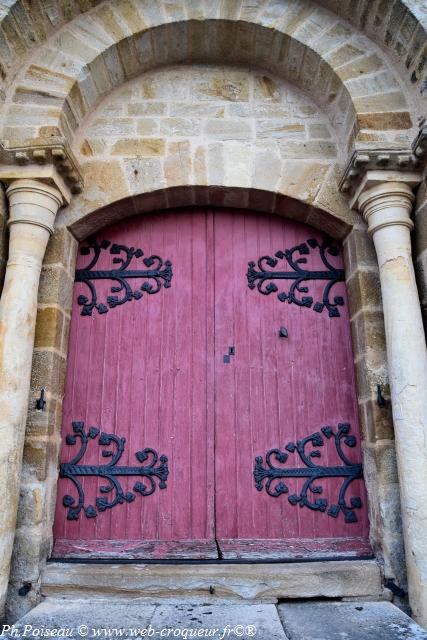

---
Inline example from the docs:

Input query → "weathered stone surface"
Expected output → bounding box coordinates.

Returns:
[204,119,252,140]
[346,269,382,316]
[38,265,73,312]
[353,92,408,114]
[150,603,287,640]
[278,161,329,203]
[34,307,64,350]
[42,561,382,600]
[193,72,249,102]
[256,120,305,138]
[279,141,337,159]
[4,600,289,640]
[128,102,166,116]
[355,182,427,627]
[134,118,159,135]
[123,156,165,194]
[357,112,413,130]
[3,600,156,637]
[360,397,394,442]
[165,140,191,186]
[277,601,427,639]
[344,227,377,277]
[111,138,165,155]
[30,349,66,402]
[65,159,130,218]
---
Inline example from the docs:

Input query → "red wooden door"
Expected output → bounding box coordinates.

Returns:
[53,211,217,558]
[213,210,370,559]
[52,208,370,560]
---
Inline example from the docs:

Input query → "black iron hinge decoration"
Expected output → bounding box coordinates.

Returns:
[254,423,363,523]
[75,236,173,316]
[60,421,169,520]
[247,238,345,317]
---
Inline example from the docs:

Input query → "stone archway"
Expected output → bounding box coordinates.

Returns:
[0,0,426,628]
[2,182,391,619]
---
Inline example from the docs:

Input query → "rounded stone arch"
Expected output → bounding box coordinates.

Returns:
[1,0,421,153]
[318,0,427,89]
[0,0,425,109]
[62,185,353,242]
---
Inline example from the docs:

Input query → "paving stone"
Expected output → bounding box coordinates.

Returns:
[150,603,288,640]
[1,599,156,638]
[278,601,427,640]
[2,600,289,640]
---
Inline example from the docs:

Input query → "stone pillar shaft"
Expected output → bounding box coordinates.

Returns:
[0,179,62,618]
[358,181,427,627]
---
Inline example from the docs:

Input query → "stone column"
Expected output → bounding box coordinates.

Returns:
[0,179,63,618]
[355,180,427,627]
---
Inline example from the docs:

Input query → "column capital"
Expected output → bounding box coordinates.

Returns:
[356,181,415,236]
[338,122,427,209]
[0,139,83,203]
[6,179,64,235]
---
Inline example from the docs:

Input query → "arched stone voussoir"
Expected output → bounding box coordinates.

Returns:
[2,0,417,153]
[317,0,427,94]
[0,0,104,92]
[61,183,356,243]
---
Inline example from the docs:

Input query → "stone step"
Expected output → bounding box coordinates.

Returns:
[2,599,427,640]
[42,560,383,601]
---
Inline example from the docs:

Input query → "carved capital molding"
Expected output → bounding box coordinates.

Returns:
[357,182,415,237]
[339,148,422,201]
[412,124,427,163]
[0,140,83,203]
[6,179,63,235]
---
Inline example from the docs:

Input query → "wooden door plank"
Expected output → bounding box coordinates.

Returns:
[217,538,373,560]
[214,209,370,557]
[53,210,217,559]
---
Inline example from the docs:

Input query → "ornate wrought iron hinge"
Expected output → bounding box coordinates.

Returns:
[247,238,345,317]
[75,236,173,316]
[60,421,169,520]
[254,423,363,523]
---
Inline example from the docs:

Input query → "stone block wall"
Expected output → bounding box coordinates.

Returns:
[74,64,337,209]
[343,225,406,589]
[6,228,77,621]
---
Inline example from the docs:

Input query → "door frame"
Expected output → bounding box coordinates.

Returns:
[50,207,371,561]
[13,187,399,613]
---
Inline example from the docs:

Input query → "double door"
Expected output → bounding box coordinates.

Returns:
[53,208,370,560]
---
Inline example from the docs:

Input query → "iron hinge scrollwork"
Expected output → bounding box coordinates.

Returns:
[75,236,173,316]
[247,238,345,317]
[60,421,169,520]
[254,423,363,523]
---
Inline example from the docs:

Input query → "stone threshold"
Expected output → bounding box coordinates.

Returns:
[43,559,384,602]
